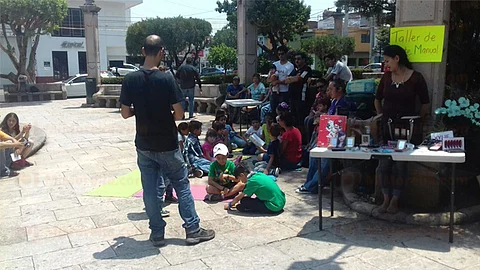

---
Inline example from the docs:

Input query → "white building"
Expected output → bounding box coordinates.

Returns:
[0,0,142,87]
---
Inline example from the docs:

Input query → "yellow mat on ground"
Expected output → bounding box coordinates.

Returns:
[86,170,142,198]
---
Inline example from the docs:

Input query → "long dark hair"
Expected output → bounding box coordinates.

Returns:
[0,112,20,135]
[383,45,413,69]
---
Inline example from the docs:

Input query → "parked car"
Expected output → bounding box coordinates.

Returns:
[363,63,382,72]
[64,72,113,98]
[109,63,139,76]
[200,67,225,77]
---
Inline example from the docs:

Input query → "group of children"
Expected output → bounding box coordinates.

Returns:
[175,111,286,213]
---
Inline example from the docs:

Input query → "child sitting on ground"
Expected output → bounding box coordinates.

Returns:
[261,114,273,146]
[242,119,263,155]
[278,112,302,171]
[205,143,245,201]
[202,129,218,162]
[255,123,281,177]
[212,121,229,147]
[224,164,285,214]
[0,113,34,169]
[216,114,246,149]
[184,120,210,177]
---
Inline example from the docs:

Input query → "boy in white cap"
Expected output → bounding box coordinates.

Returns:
[205,143,245,201]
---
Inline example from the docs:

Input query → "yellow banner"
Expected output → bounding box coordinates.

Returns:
[390,25,445,62]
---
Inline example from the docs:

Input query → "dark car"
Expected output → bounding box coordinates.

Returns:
[201,67,225,76]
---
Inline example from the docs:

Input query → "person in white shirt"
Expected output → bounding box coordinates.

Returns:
[324,54,353,82]
[242,119,263,155]
[271,46,295,118]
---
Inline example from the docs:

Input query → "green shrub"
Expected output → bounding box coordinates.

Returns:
[201,73,238,84]
[102,77,124,84]
[351,68,372,80]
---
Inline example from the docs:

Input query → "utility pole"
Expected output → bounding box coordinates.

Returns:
[81,0,101,105]
[369,17,375,63]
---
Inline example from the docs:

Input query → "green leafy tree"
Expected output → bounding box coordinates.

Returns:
[335,0,396,26]
[212,27,237,49]
[373,25,390,56]
[0,0,68,83]
[249,0,311,58]
[302,35,355,72]
[216,0,237,29]
[208,44,237,82]
[126,17,212,67]
[215,0,311,58]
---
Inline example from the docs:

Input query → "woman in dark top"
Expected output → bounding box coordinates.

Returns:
[374,45,430,214]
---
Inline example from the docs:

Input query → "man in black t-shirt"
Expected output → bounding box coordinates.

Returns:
[176,58,202,119]
[286,52,312,128]
[120,35,214,247]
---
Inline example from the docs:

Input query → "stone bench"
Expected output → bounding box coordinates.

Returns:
[93,84,121,108]
[94,95,120,108]
[5,91,67,102]
[4,83,67,103]
[194,97,217,113]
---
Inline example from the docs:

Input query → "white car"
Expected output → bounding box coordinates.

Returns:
[110,63,139,76]
[363,63,382,72]
[64,72,115,98]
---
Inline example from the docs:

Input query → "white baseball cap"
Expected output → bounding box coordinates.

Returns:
[213,143,229,157]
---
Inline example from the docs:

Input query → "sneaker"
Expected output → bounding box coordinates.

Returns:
[295,186,310,194]
[149,236,166,247]
[193,169,203,178]
[185,228,215,245]
[204,194,223,201]
[269,168,280,177]
[165,195,178,203]
[161,209,170,217]
[231,143,238,149]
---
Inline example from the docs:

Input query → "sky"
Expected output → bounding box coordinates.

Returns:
[131,0,337,34]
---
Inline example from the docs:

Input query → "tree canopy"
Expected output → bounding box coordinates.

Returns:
[126,17,212,67]
[212,27,237,49]
[373,25,390,56]
[215,0,311,58]
[216,0,237,30]
[335,0,396,26]
[0,0,68,83]
[208,44,237,81]
[302,35,355,61]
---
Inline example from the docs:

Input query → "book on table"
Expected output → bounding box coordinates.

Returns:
[318,115,347,147]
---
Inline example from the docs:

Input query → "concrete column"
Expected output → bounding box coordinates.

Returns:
[237,0,257,85]
[332,8,345,37]
[81,2,101,104]
[395,0,451,116]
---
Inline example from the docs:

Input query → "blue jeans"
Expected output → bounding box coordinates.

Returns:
[137,148,200,238]
[181,88,195,118]
[260,103,271,123]
[192,158,211,174]
[231,136,247,148]
[303,157,331,193]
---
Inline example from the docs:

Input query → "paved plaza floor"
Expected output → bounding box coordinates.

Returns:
[0,99,479,270]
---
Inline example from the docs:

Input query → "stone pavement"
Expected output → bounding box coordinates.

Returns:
[0,99,479,270]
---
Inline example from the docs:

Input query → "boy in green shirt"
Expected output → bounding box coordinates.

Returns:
[224,164,286,214]
[205,143,245,201]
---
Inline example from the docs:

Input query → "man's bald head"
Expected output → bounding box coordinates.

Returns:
[143,35,164,56]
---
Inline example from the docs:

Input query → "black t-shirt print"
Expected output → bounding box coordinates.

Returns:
[288,65,312,101]
[120,69,184,152]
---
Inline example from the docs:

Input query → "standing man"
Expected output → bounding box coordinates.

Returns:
[176,58,202,119]
[271,46,295,118]
[286,52,312,132]
[324,54,353,82]
[120,35,215,247]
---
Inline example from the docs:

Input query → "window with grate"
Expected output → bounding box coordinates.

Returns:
[52,8,85,37]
